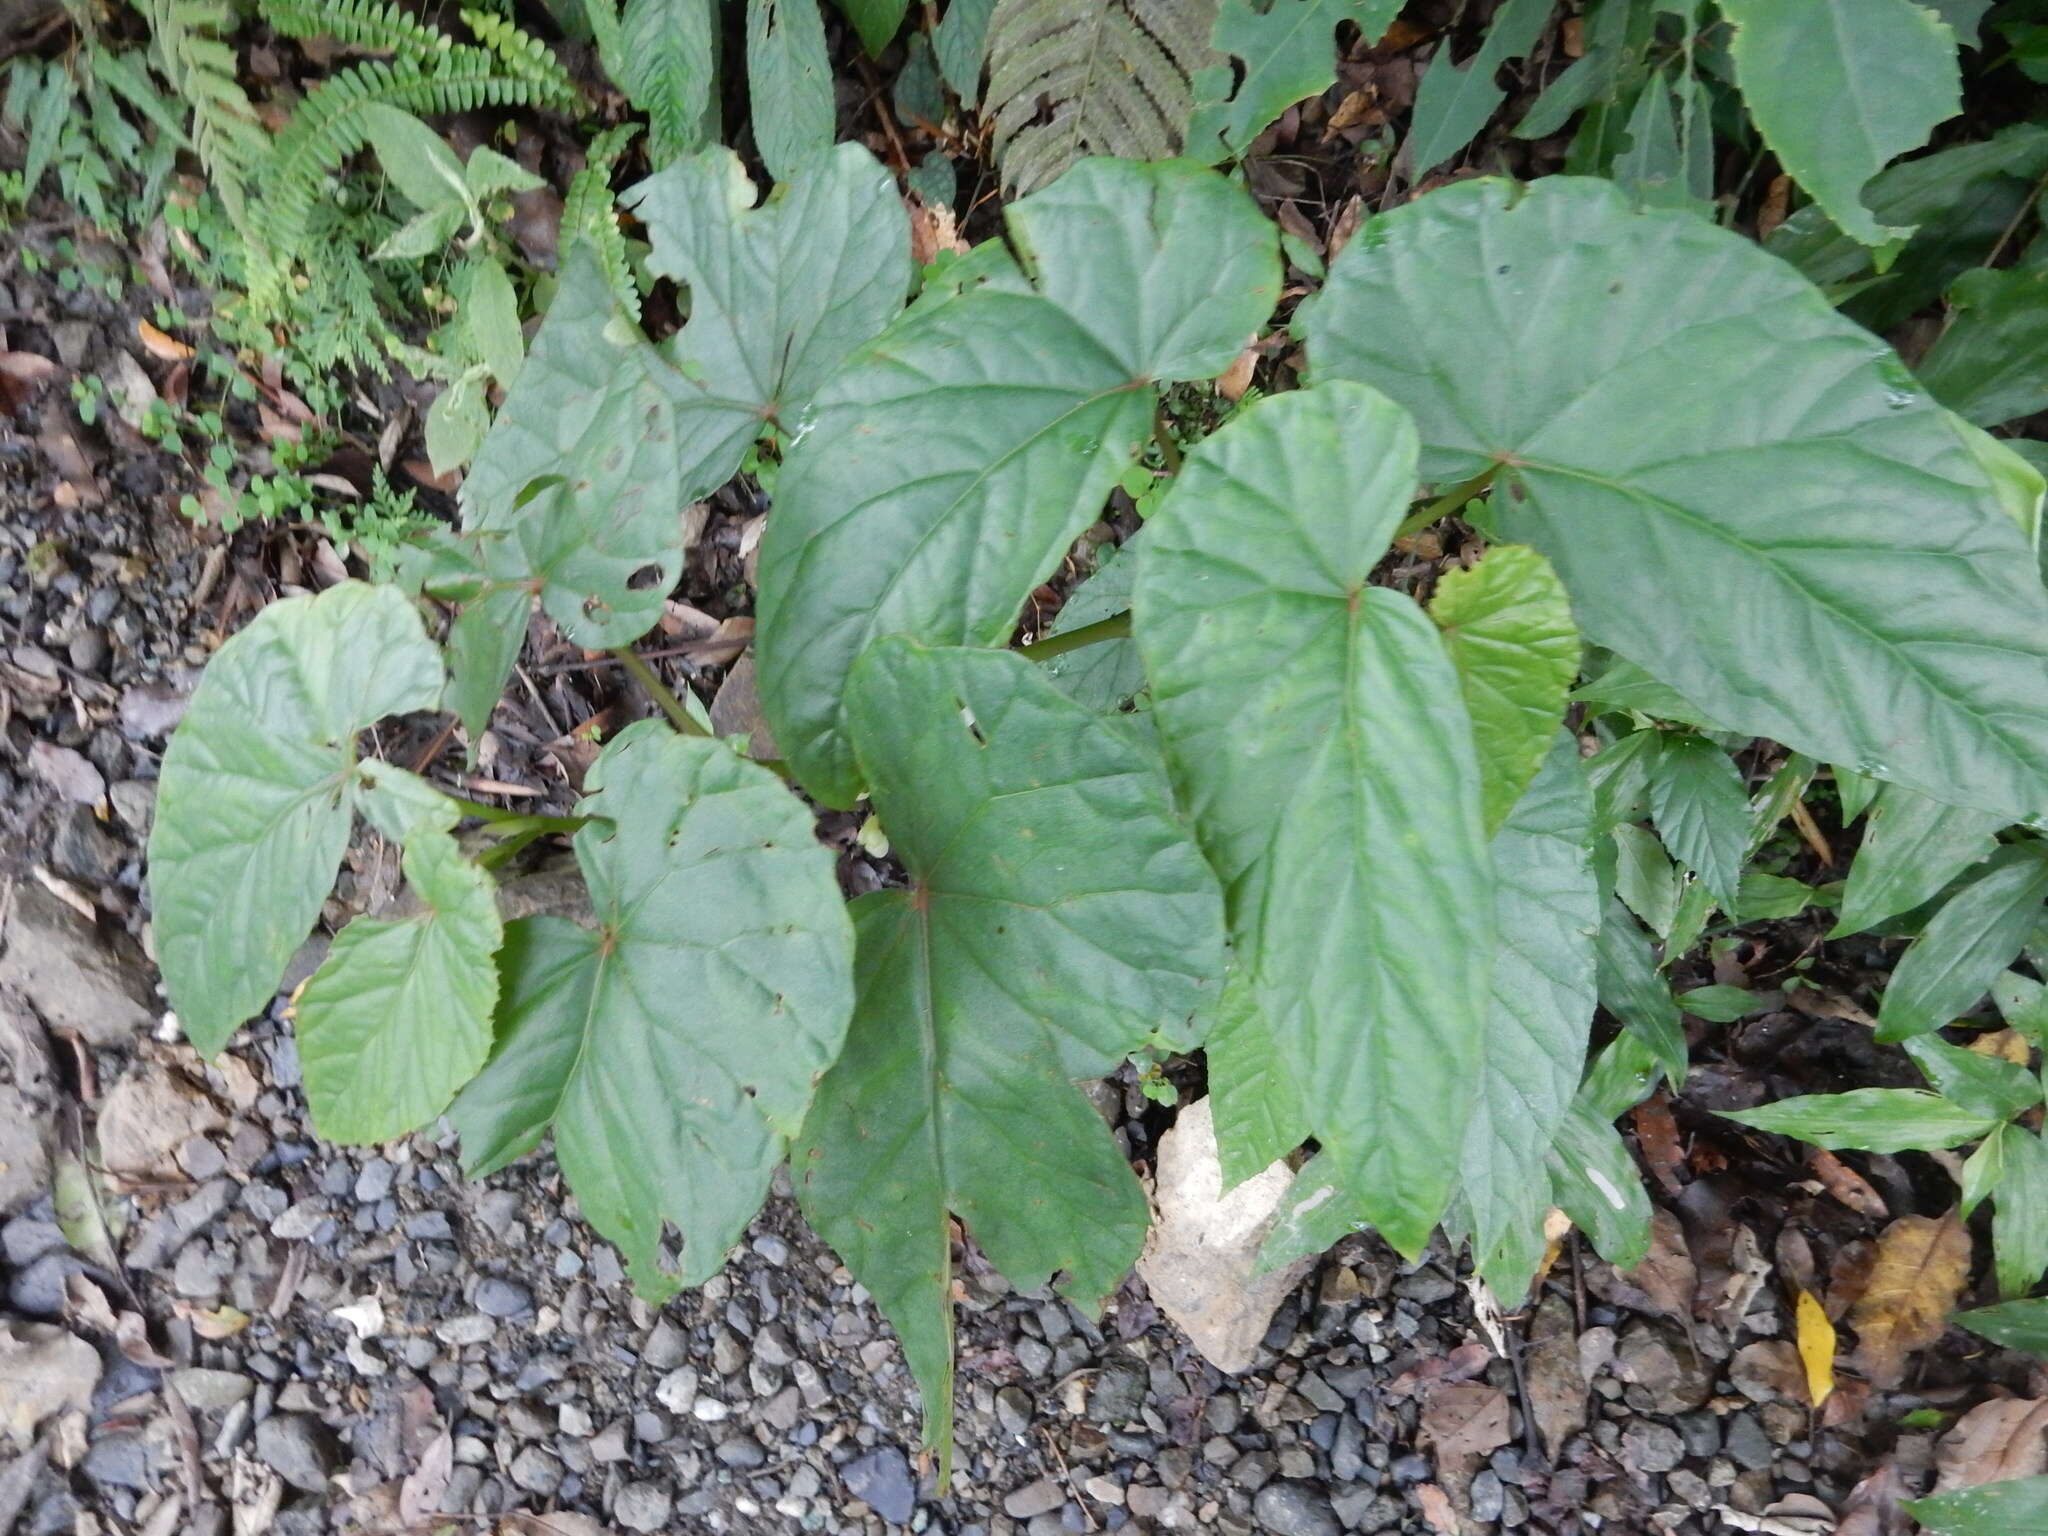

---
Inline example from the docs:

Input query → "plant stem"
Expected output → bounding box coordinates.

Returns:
[443,795,588,835]
[1152,404,1183,474]
[1017,611,1131,661]
[478,821,557,872]
[612,645,710,737]
[1394,465,1501,541]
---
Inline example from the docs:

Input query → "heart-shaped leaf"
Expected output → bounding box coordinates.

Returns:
[1300,176,2048,824]
[796,640,1225,1471]
[1133,381,1494,1257]
[757,156,1279,807]
[449,721,855,1298]
[148,583,444,1054]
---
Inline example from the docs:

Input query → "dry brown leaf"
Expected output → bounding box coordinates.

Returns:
[1216,336,1259,402]
[1810,1148,1888,1220]
[1731,1339,1807,1404]
[1848,1212,1971,1386]
[1934,1397,2048,1490]
[1632,1093,1687,1196]
[1710,1224,1773,1333]
[136,320,195,361]
[499,1515,608,1536]
[1828,1237,1879,1320]
[398,1429,453,1524]
[1836,1462,1911,1536]
[1419,1382,1512,1480]
[1758,174,1793,239]
[1622,1209,1699,1336]
[1414,1483,1459,1535]
[1970,1028,2032,1066]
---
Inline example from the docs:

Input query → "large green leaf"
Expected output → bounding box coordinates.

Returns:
[1922,258,2048,428]
[1644,735,1747,911]
[1875,848,2048,1041]
[1429,543,1580,834]
[1832,783,2003,937]
[745,0,832,184]
[1458,734,1599,1279]
[796,640,1225,1470]
[148,583,444,1055]
[448,721,854,1299]
[422,146,908,739]
[1902,1034,2041,1121]
[1300,176,2048,825]
[1996,1126,2048,1298]
[1184,0,1401,160]
[296,827,502,1144]
[1133,382,1494,1257]
[757,157,1278,807]
[1720,1088,2001,1152]
[1207,963,1308,1192]
[1720,0,1960,247]
[1910,1477,2048,1536]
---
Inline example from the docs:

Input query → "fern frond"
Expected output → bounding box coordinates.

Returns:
[248,54,562,311]
[983,0,1219,193]
[462,10,580,108]
[136,0,267,222]
[261,0,456,66]
[562,121,640,319]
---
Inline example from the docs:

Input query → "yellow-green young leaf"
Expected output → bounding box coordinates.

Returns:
[1206,964,1308,1192]
[449,722,855,1300]
[1134,382,1494,1258]
[1911,1475,2048,1535]
[1831,782,2004,937]
[1720,0,1960,248]
[797,641,1225,1474]
[1876,848,2048,1042]
[1301,177,2048,825]
[296,829,502,1144]
[1720,1089,2001,1153]
[1996,1125,2048,1298]
[758,157,1279,807]
[1428,544,1580,834]
[359,103,468,217]
[147,583,444,1054]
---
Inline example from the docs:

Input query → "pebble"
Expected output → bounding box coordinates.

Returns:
[436,1315,494,1346]
[80,1434,149,1492]
[1624,1420,1686,1474]
[253,1414,337,1493]
[509,1446,563,1496]
[1005,1478,1065,1518]
[353,1158,394,1203]
[615,1482,672,1532]
[1726,1413,1775,1472]
[840,1446,917,1525]
[475,1276,532,1318]
[1252,1481,1341,1536]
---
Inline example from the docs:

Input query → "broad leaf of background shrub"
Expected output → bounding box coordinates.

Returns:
[745,0,833,184]
[1720,0,1960,247]
[1403,0,1550,175]
[1134,382,1493,1257]
[1874,847,2048,1041]
[449,722,855,1299]
[1831,782,2004,936]
[148,582,443,1054]
[757,157,1277,807]
[797,640,1226,1473]
[1041,546,1146,713]
[1184,0,1401,161]
[1301,175,2048,824]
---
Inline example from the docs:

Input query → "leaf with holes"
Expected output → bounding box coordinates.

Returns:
[1185,0,1401,160]
[147,583,444,1055]
[1134,382,1494,1258]
[1429,543,1580,834]
[448,721,855,1299]
[757,156,1278,807]
[796,640,1225,1472]
[1302,176,2048,824]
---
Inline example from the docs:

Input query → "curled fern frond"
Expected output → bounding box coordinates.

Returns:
[260,0,455,65]
[461,10,579,108]
[983,0,1220,194]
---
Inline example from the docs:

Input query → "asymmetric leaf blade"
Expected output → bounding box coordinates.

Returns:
[449,722,855,1299]
[796,641,1225,1471]
[1301,176,2048,824]
[1134,382,1495,1256]
[148,582,444,1054]
[758,157,1279,806]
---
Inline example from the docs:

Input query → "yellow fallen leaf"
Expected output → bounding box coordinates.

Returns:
[1847,1211,1972,1386]
[1795,1287,1835,1407]
[136,318,195,361]
[1969,1028,2031,1066]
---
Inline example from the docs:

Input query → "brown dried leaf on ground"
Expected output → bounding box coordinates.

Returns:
[1848,1212,1971,1386]
[1933,1397,2048,1490]
[1414,1483,1459,1534]
[1836,1462,1911,1536]
[1621,1210,1699,1337]
[1419,1381,1512,1483]
[1810,1148,1888,1220]
[1731,1340,1808,1405]
[1523,1293,1585,1460]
